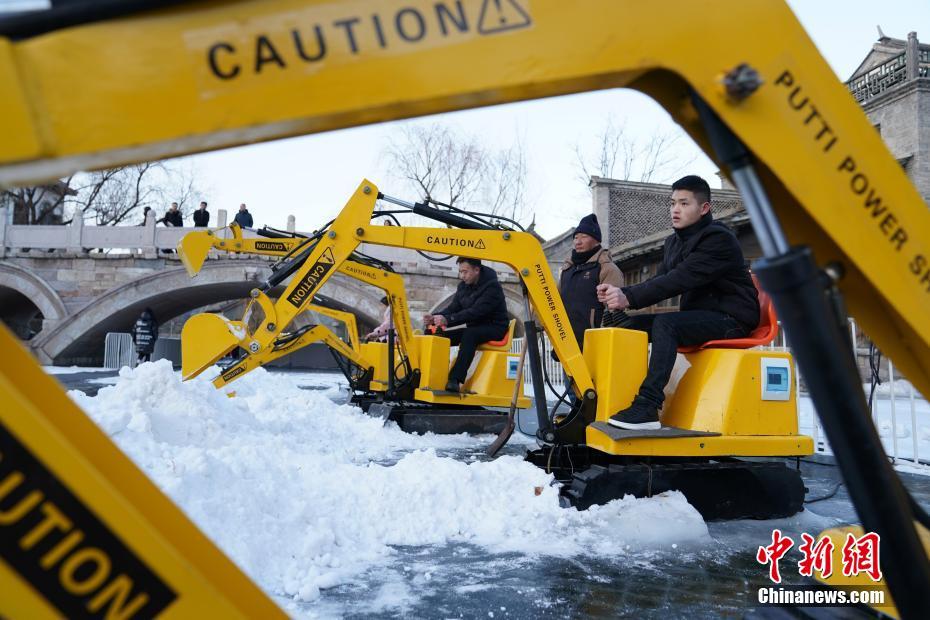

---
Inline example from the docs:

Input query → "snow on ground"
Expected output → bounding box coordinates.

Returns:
[42,365,111,374]
[67,361,710,610]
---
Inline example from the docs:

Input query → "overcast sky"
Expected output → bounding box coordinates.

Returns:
[4,0,927,238]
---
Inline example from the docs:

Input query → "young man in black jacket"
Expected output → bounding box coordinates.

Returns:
[424,258,509,393]
[193,201,210,227]
[597,175,760,430]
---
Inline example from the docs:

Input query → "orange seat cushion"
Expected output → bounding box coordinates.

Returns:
[677,274,778,353]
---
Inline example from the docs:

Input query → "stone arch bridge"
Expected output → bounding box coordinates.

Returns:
[1,216,539,364]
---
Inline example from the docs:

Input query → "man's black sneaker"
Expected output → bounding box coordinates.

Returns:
[607,397,661,430]
[445,379,461,393]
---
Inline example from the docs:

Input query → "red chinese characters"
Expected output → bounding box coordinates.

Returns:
[798,533,834,578]
[757,529,794,583]
[841,532,882,582]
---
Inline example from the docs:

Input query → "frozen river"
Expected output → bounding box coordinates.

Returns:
[50,363,930,619]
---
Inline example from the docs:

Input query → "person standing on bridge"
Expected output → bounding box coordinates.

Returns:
[424,258,509,393]
[132,308,159,364]
[234,203,253,228]
[193,201,210,227]
[158,202,184,227]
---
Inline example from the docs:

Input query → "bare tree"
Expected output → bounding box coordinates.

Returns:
[482,136,528,224]
[71,163,164,226]
[2,178,75,225]
[383,123,529,225]
[575,115,697,186]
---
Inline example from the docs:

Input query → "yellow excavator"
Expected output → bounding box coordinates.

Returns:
[178,222,528,433]
[205,177,813,522]
[2,1,929,617]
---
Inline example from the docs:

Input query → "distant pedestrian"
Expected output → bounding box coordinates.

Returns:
[140,206,153,226]
[193,201,210,227]
[132,308,159,364]
[158,202,183,227]
[234,203,253,228]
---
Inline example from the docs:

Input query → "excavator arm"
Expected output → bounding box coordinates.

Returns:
[176,222,418,376]
[232,179,594,400]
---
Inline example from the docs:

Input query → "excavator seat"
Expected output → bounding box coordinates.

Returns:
[677,275,778,353]
[477,319,516,352]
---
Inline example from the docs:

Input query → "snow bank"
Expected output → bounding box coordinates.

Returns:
[69,361,710,606]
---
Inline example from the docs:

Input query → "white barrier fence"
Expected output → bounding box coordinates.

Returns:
[511,320,930,472]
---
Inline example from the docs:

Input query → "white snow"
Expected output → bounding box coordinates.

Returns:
[67,360,711,611]
[42,365,111,375]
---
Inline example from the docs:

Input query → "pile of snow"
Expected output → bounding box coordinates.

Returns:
[68,361,710,607]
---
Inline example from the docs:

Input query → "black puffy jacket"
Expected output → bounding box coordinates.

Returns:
[132,312,159,354]
[622,213,760,330]
[439,266,509,328]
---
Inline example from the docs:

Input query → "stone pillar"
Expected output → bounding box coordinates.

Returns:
[143,210,156,258]
[590,177,611,248]
[287,215,296,233]
[907,32,919,80]
[0,206,7,258]
[217,208,227,227]
[67,215,84,253]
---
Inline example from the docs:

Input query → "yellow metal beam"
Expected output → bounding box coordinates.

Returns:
[0,324,284,617]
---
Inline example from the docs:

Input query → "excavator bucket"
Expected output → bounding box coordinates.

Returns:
[177,229,216,276]
[181,313,244,380]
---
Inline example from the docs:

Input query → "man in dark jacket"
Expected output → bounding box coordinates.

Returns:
[560,214,624,349]
[132,308,159,363]
[597,175,760,430]
[158,202,183,227]
[193,201,210,227]
[424,258,509,393]
[234,203,254,228]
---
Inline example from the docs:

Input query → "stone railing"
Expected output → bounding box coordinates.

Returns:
[0,208,235,258]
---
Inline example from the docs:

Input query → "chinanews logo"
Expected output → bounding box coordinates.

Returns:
[286,247,336,307]
[254,241,288,252]
[222,365,246,381]
[425,235,486,249]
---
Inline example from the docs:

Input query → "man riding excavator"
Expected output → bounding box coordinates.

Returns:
[177,221,528,434]
[3,1,929,617]
[187,178,813,525]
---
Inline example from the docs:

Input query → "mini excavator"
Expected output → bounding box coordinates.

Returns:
[3,1,929,617]
[177,222,529,433]
[205,179,813,523]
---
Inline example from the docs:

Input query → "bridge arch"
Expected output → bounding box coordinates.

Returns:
[0,263,67,340]
[32,260,384,365]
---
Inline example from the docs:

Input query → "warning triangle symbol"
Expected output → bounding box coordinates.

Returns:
[477,0,532,35]
[475,239,487,249]
[320,247,336,264]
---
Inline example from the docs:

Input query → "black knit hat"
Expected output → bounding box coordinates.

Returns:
[573,214,602,242]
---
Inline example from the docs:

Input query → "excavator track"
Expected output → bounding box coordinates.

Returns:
[367,401,508,435]
[525,447,806,521]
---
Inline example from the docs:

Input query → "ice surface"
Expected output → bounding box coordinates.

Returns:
[68,360,711,609]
